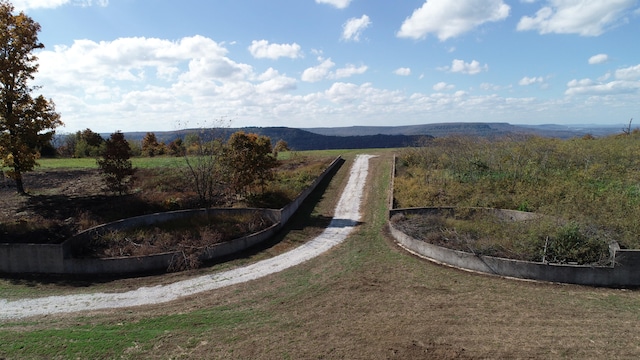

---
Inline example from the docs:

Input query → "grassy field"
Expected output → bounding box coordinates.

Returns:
[2,150,640,358]
[34,155,185,169]
[25,150,350,170]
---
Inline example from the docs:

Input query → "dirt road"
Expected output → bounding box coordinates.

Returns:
[0,155,374,320]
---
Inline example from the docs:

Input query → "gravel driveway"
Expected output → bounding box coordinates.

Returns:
[0,155,374,320]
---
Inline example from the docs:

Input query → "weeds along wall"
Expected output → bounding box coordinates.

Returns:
[0,156,344,274]
[388,207,640,287]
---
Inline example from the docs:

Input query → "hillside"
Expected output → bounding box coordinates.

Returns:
[305,122,625,139]
[128,127,428,151]
[117,122,627,151]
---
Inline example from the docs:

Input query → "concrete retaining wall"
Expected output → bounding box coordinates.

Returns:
[0,156,343,275]
[0,244,65,273]
[62,223,282,274]
[280,157,344,225]
[389,207,640,287]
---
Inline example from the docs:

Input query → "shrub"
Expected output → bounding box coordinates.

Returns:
[97,131,136,195]
[545,223,610,265]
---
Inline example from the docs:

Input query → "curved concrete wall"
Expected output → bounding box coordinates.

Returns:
[0,156,343,274]
[62,223,281,274]
[389,207,640,287]
[62,207,282,257]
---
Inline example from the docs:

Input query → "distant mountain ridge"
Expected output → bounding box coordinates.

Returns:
[118,122,627,151]
[305,122,625,138]
[123,127,428,151]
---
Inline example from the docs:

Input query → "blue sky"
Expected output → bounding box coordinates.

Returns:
[14,0,640,133]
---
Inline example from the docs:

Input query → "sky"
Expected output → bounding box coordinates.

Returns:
[12,0,640,133]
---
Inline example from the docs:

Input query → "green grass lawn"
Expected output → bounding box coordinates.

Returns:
[33,156,186,170]
[31,149,369,170]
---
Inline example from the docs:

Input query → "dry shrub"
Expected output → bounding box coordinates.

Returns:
[83,212,272,270]
[76,210,100,231]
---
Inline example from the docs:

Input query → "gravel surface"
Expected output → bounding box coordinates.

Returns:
[0,155,374,320]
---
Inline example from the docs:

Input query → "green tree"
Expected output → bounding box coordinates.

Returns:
[224,131,278,195]
[72,128,104,158]
[81,128,104,147]
[97,131,135,195]
[0,1,62,194]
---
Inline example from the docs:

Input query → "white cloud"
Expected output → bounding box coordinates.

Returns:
[615,64,640,80]
[566,79,640,95]
[517,0,637,36]
[13,0,107,10]
[315,0,351,9]
[325,82,362,104]
[565,63,640,95]
[76,0,108,7]
[588,53,609,64]
[342,15,372,42]
[301,58,366,82]
[480,82,503,91]
[443,59,488,75]
[433,82,455,91]
[301,58,335,83]
[394,68,411,76]
[28,30,639,133]
[519,76,544,86]
[38,36,237,89]
[13,0,68,9]
[333,64,368,79]
[255,69,297,93]
[34,35,298,131]
[248,40,302,60]
[397,0,510,41]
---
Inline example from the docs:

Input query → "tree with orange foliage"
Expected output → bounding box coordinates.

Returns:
[0,1,62,194]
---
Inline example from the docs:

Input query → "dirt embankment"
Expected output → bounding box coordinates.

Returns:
[1,169,106,244]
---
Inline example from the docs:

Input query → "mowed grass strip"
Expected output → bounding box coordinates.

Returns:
[2,151,640,359]
[35,156,186,169]
[33,149,352,170]
[0,306,267,359]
